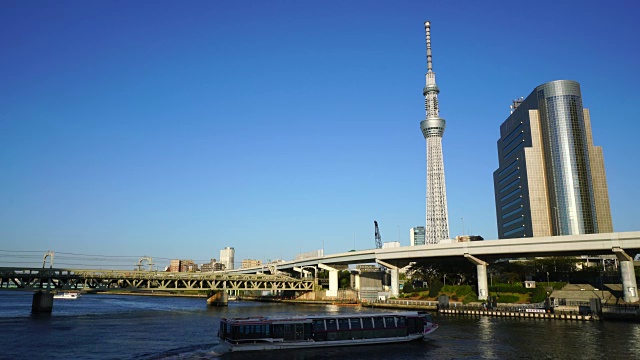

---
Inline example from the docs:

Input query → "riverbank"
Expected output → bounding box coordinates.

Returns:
[85,290,208,298]
[237,295,359,306]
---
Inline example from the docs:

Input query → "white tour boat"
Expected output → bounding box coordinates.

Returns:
[53,292,80,300]
[218,311,438,352]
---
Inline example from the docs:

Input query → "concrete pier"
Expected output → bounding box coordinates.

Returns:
[31,291,54,313]
[613,248,639,303]
[465,254,489,301]
[206,291,228,306]
[319,264,339,297]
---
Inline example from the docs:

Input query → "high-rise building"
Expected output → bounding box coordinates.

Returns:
[220,246,235,270]
[493,80,613,238]
[420,21,450,244]
[410,226,426,246]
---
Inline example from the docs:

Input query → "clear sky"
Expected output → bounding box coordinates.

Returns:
[1,1,639,269]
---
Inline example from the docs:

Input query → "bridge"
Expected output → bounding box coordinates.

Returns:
[227,231,640,303]
[0,267,314,292]
[2,231,639,306]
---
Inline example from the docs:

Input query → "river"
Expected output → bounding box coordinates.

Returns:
[1,291,638,359]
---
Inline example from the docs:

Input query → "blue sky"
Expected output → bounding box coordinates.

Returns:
[1,1,639,269]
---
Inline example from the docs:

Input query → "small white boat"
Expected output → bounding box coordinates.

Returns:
[53,292,80,300]
[218,311,438,352]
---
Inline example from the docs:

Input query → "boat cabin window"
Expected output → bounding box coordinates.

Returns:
[229,324,271,340]
[349,318,362,329]
[406,317,424,333]
[362,318,373,329]
[312,319,325,332]
[373,317,385,329]
[396,316,406,327]
[326,319,338,331]
[384,317,396,328]
[338,318,350,330]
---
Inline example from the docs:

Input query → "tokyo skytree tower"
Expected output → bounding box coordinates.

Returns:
[419,21,450,244]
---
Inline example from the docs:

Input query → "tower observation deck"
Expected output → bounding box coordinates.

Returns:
[419,21,450,244]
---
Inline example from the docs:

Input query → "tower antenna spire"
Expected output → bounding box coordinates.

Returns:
[419,20,450,244]
[425,21,433,72]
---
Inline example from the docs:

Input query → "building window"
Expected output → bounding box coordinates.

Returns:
[499,179,520,194]
[502,207,523,219]
[501,197,522,210]
[500,188,521,202]
[502,217,524,228]
[503,227,525,236]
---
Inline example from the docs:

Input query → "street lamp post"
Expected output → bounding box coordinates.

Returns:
[546,271,550,287]
[443,274,447,287]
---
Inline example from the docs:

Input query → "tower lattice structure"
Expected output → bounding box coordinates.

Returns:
[419,21,450,244]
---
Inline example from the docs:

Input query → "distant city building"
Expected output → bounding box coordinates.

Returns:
[220,247,235,270]
[356,264,380,273]
[267,259,287,264]
[200,258,218,272]
[382,242,401,249]
[295,249,324,261]
[169,259,198,272]
[455,235,484,242]
[493,80,613,238]
[180,260,197,272]
[410,227,426,246]
[241,259,263,269]
[213,262,226,271]
[169,259,181,272]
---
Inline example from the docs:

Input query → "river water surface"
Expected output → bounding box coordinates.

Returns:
[1,291,638,359]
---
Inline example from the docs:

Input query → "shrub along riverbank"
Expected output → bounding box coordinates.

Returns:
[396,283,566,304]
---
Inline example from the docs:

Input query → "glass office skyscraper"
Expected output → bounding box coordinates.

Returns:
[493,80,613,238]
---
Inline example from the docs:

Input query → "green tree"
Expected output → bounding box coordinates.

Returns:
[429,279,443,297]
[402,282,414,294]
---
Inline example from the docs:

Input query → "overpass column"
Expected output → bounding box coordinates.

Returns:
[613,248,639,303]
[465,254,489,301]
[376,260,399,298]
[318,264,339,297]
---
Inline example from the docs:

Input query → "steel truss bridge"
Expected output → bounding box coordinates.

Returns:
[0,267,314,292]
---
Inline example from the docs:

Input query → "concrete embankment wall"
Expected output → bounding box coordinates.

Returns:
[438,308,594,321]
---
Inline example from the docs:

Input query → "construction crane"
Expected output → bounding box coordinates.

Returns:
[374,221,382,249]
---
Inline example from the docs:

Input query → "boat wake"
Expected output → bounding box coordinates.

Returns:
[133,343,228,360]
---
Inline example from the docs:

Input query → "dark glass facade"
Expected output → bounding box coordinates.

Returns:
[493,80,599,238]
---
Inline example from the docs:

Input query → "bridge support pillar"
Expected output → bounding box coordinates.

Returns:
[206,290,228,306]
[613,248,639,303]
[318,264,339,297]
[465,254,489,301]
[32,291,54,313]
[376,260,399,298]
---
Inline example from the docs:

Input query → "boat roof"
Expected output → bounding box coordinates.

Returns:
[221,311,425,325]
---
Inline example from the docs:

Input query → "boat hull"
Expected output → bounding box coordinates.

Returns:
[223,329,436,352]
[53,292,79,300]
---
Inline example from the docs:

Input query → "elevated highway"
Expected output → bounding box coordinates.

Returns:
[229,231,640,302]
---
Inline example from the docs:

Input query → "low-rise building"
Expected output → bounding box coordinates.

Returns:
[241,259,263,269]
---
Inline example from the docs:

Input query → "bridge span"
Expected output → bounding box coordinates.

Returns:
[228,231,640,302]
[0,268,314,292]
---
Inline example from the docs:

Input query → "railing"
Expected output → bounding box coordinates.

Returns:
[386,299,436,307]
